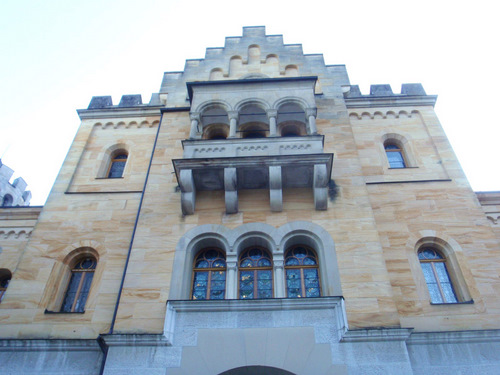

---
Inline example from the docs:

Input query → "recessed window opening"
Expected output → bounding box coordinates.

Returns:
[285,245,321,298]
[418,248,458,304]
[203,124,229,140]
[61,257,96,312]
[238,246,273,299]
[1,194,13,207]
[107,153,128,178]
[0,269,12,303]
[191,248,226,300]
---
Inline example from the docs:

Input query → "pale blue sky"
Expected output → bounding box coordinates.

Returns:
[1,0,499,204]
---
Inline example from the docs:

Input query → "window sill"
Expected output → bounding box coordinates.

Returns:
[388,166,419,170]
[44,309,85,314]
[95,177,124,180]
[430,299,474,306]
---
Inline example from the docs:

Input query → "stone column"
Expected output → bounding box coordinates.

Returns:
[313,164,328,210]
[226,255,238,299]
[269,165,282,212]
[179,169,196,215]
[274,258,285,298]
[189,112,201,139]
[224,167,238,214]
[306,108,318,135]
[267,109,278,136]
[228,111,239,138]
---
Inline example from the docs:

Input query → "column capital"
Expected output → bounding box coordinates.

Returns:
[227,110,239,121]
[305,107,317,118]
[274,259,284,269]
[266,109,278,118]
[190,112,201,121]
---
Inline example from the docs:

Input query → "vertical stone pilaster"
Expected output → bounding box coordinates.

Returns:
[267,109,278,136]
[306,108,317,135]
[224,167,238,214]
[269,165,283,212]
[226,256,237,299]
[274,258,285,298]
[313,164,328,210]
[179,169,196,215]
[228,111,239,138]
[189,113,201,139]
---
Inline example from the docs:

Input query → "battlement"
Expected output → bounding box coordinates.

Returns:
[86,93,164,110]
[0,159,31,207]
[344,83,437,108]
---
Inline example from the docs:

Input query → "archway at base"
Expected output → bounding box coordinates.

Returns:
[219,366,297,375]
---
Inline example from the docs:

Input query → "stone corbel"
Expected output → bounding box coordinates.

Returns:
[266,109,278,136]
[224,167,238,214]
[228,111,239,138]
[179,169,196,215]
[305,108,318,135]
[269,165,283,212]
[313,164,328,210]
[189,112,201,139]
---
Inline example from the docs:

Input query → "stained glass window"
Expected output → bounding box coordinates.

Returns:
[108,153,128,178]
[192,248,226,300]
[61,257,96,312]
[285,245,321,298]
[418,248,458,304]
[385,143,406,168]
[238,247,273,299]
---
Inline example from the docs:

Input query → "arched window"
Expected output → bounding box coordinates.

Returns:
[418,248,458,303]
[285,245,321,298]
[61,257,96,312]
[0,269,12,303]
[238,246,273,299]
[384,142,406,168]
[191,248,226,300]
[2,194,13,207]
[107,153,128,178]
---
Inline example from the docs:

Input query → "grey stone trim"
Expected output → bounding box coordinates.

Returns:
[345,95,438,108]
[269,165,283,212]
[77,106,163,119]
[224,167,238,214]
[101,334,170,347]
[313,164,328,210]
[341,328,413,342]
[179,169,196,215]
[407,329,500,344]
[0,339,100,352]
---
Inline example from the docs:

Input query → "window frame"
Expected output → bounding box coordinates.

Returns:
[418,247,458,304]
[384,142,407,168]
[284,245,321,298]
[191,248,227,300]
[237,246,273,299]
[107,152,128,178]
[60,257,96,313]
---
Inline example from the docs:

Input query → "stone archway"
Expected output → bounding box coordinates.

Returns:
[219,366,297,375]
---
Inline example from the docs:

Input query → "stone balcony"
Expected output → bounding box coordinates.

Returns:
[173,136,333,215]
[181,135,324,159]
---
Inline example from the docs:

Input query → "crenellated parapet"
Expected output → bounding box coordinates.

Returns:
[344,83,437,108]
[77,94,165,120]
[0,159,31,207]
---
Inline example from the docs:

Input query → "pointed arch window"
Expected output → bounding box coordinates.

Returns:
[107,153,128,178]
[61,257,96,312]
[285,245,321,298]
[418,248,458,304]
[0,269,12,303]
[191,248,226,300]
[238,247,273,299]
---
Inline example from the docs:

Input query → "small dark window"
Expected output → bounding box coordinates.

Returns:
[107,154,128,178]
[238,247,273,299]
[0,270,12,303]
[2,194,13,207]
[191,249,226,300]
[285,245,321,298]
[385,144,406,168]
[418,248,458,303]
[61,258,96,312]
